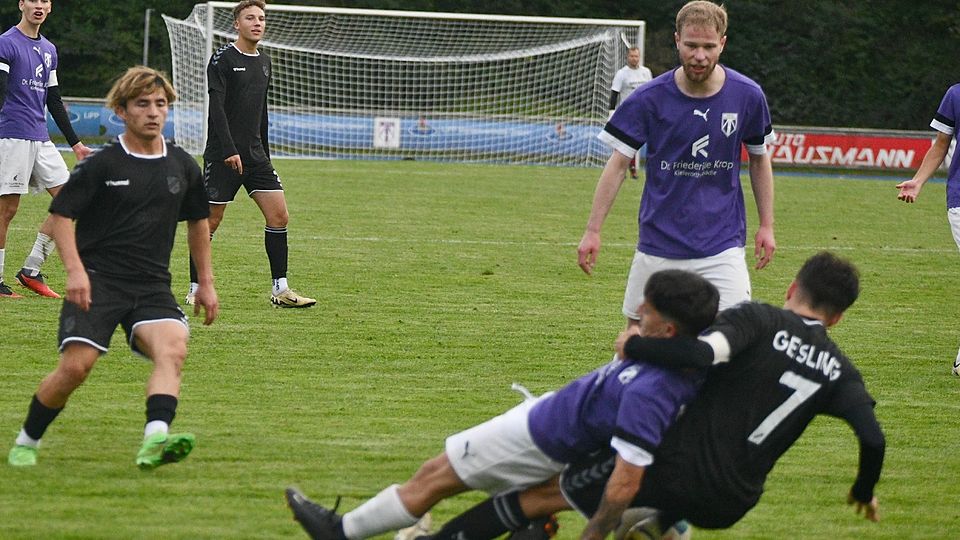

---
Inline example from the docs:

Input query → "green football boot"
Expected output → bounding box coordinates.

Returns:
[8,445,38,467]
[136,432,196,470]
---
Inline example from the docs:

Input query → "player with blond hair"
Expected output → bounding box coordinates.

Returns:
[7,66,218,468]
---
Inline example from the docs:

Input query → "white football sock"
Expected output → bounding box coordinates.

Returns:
[22,232,55,273]
[0,248,5,281]
[144,421,169,438]
[272,277,288,296]
[15,428,40,448]
[341,484,418,539]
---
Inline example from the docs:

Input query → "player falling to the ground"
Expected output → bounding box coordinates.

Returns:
[284,270,719,540]
[421,252,883,540]
[0,0,91,299]
[7,66,218,469]
[186,0,315,308]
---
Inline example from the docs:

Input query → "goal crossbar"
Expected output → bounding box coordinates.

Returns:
[164,3,646,166]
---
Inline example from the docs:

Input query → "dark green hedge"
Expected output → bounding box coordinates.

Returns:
[3,0,957,130]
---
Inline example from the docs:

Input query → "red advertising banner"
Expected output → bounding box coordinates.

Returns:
[742,129,935,170]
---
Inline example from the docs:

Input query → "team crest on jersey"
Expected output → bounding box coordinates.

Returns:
[167,176,184,195]
[262,64,270,77]
[721,113,738,137]
[44,52,52,69]
[618,365,640,384]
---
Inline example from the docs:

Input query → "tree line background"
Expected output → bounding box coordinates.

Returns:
[1,0,958,130]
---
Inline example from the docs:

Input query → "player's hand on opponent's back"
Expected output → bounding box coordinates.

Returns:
[193,285,219,326]
[847,491,880,522]
[578,230,601,275]
[895,179,922,203]
[224,154,243,176]
[64,268,92,311]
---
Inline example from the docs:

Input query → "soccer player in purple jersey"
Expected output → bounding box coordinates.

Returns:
[437,253,883,540]
[578,0,776,325]
[896,84,960,376]
[0,0,92,299]
[284,270,719,540]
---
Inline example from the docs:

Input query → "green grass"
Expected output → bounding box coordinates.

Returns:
[1,158,958,538]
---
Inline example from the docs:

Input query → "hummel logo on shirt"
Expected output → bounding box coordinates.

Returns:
[233,67,247,72]
[105,179,130,187]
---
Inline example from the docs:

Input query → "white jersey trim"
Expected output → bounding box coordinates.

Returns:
[699,330,732,365]
[931,118,954,135]
[745,129,777,156]
[611,436,654,468]
[0,62,9,73]
[48,69,58,87]
[231,43,261,57]
[119,134,168,159]
[598,130,636,158]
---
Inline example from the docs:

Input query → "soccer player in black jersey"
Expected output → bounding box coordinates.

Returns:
[6,66,219,468]
[415,252,884,540]
[185,0,315,308]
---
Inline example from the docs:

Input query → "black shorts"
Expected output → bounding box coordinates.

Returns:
[58,270,188,357]
[202,159,283,203]
[559,449,753,529]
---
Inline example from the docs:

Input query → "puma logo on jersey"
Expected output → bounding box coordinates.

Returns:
[694,108,709,122]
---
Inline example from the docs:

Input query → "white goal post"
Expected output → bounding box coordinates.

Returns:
[163,2,645,166]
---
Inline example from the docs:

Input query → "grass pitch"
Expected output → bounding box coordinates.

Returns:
[0,158,958,538]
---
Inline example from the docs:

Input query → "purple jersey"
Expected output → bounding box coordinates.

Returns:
[0,26,57,141]
[599,67,775,259]
[527,356,701,467]
[930,84,960,209]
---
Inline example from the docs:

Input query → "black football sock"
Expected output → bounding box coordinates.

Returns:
[425,491,529,540]
[22,394,64,441]
[145,394,178,426]
[264,226,288,280]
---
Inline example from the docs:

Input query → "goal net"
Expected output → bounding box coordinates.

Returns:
[163,3,644,166]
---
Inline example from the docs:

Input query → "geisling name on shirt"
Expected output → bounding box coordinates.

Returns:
[772,329,842,381]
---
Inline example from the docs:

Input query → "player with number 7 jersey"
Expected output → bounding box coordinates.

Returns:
[586,251,886,529]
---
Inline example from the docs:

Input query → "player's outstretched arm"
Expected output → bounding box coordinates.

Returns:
[187,218,219,325]
[580,456,645,540]
[842,402,885,523]
[578,151,631,275]
[897,131,951,203]
[47,214,91,311]
[747,151,775,269]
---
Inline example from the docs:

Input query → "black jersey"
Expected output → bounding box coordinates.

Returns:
[643,302,875,516]
[49,138,208,283]
[204,43,271,165]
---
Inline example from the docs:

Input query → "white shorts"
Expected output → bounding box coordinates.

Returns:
[949,208,960,252]
[0,139,69,195]
[445,396,564,494]
[622,246,751,319]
